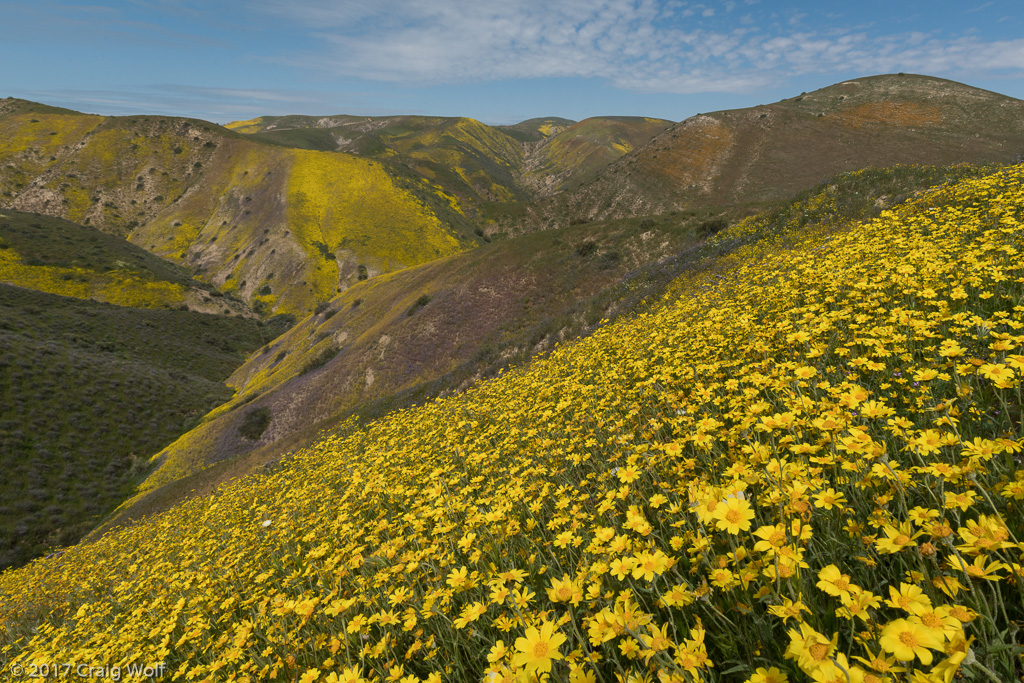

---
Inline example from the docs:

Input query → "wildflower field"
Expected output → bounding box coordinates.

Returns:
[2,166,1024,682]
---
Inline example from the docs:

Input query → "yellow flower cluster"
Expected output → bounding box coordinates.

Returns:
[2,166,1024,682]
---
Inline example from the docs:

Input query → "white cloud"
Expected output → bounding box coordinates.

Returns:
[254,0,1024,95]
[10,85,391,122]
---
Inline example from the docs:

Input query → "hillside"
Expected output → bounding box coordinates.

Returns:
[3,165,1022,681]
[92,164,994,570]
[0,99,471,318]
[0,284,280,569]
[520,116,674,196]
[226,113,673,212]
[108,203,750,512]
[524,74,1024,227]
[0,208,251,315]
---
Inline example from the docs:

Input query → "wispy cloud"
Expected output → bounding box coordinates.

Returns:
[9,85,392,121]
[255,0,1024,94]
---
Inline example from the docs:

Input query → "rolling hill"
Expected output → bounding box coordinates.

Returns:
[226,113,674,211]
[519,116,675,196]
[522,74,1024,227]
[0,99,473,319]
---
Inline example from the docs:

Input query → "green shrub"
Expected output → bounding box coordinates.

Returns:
[576,240,597,257]
[300,346,339,375]
[237,406,271,441]
[406,294,431,317]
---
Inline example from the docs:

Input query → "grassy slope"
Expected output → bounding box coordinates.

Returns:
[228,113,673,215]
[3,166,1023,682]
[520,117,674,196]
[525,74,1024,227]
[96,165,990,547]
[0,101,468,319]
[0,284,276,570]
[0,208,253,315]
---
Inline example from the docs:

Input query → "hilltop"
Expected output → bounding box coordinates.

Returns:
[523,74,1024,226]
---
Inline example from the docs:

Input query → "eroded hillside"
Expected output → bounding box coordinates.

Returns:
[525,74,1024,226]
[0,99,471,318]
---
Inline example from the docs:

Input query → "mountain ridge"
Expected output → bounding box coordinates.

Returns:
[522,73,1024,226]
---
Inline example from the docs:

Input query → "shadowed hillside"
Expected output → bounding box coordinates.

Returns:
[0,284,280,569]
[0,208,251,315]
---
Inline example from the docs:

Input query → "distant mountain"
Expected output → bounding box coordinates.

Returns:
[535,74,1024,224]
[224,113,673,208]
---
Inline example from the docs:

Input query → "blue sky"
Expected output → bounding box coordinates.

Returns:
[3,0,1023,125]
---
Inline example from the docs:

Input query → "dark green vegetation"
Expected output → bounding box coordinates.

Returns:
[0,284,272,569]
[0,209,194,284]
[237,407,271,441]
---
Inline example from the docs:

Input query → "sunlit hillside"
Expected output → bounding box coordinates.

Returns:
[0,99,470,318]
[530,74,1024,228]
[3,166,1022,681]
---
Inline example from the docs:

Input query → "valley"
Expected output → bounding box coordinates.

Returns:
[1,73,1023,681]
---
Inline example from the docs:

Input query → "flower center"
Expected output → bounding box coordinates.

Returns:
[898,631,919,647]
[809,642,830,661]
